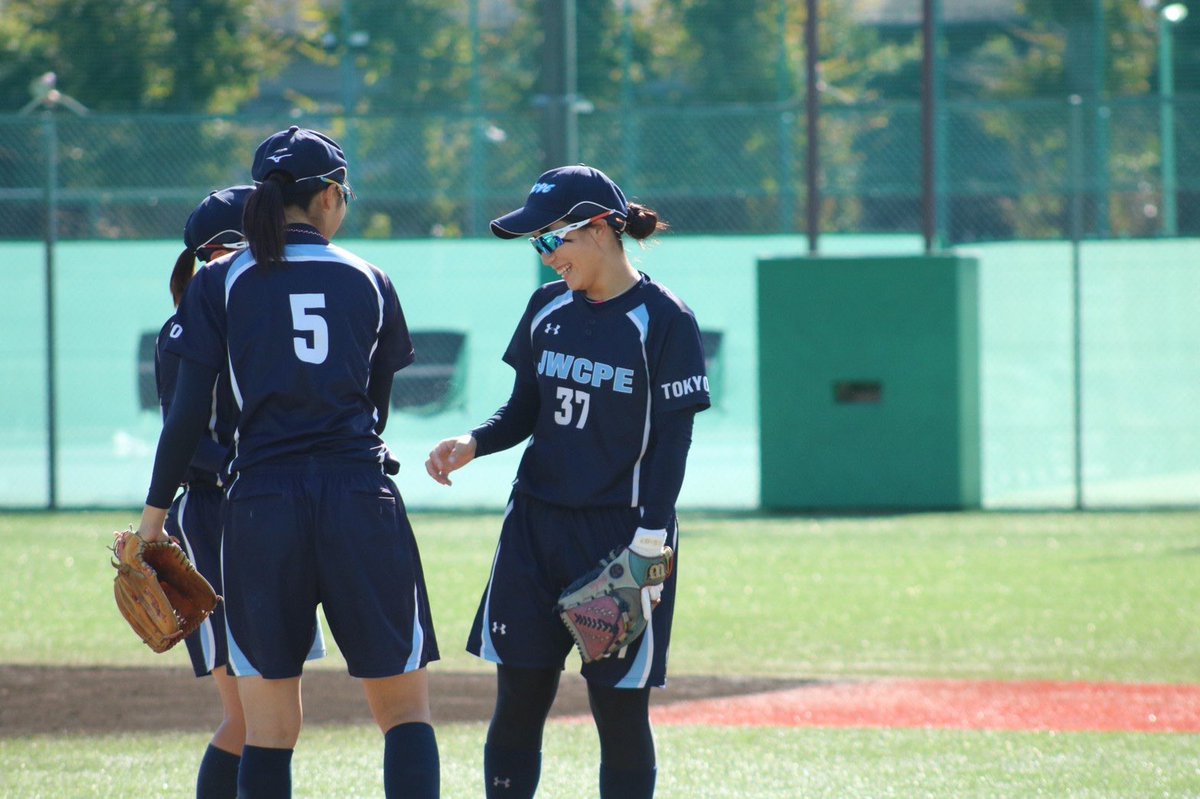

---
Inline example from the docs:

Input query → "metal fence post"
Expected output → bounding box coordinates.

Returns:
[469,0,485,236]
[1068,94,1085,510]
[921,0,943,253]
[805,0,820,253]
[778,0,795,233]
[42,110,59,510]
[620,0,639,185]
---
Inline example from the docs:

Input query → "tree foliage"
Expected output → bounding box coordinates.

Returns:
[2,0,1182,115]
[0,0,294,113]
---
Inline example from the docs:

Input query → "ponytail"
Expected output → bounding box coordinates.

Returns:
[623,202,668,242]
[243,175,288,266]
[243,173,331,266]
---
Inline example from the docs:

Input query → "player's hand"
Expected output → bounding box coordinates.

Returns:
[134,505,170,544]
[629,527,669,617]
[640,584,664,618]
[425,434,477,486]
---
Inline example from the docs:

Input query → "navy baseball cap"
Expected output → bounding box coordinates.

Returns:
[490,164,629,239]
[183,185,253,254]
[251,126,350,187]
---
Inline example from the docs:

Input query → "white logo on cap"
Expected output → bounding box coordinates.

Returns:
[266,150,293,163]
[530,182,555,194]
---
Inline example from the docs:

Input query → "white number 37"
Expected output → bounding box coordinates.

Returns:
[554,386,590,429]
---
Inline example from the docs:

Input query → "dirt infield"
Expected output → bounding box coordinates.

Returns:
[3,666,1198,737]
[0,665,803,737]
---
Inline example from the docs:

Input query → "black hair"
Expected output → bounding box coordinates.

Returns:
[169,248,196,308]
[242,172,326,266]
[622,202,668,240]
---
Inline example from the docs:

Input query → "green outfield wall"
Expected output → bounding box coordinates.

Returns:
[759,254,981,510]
[1,235,1197,510]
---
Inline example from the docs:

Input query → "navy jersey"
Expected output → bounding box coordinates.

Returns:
[504,274,709,508]
[155,314,238,486]
[166,226,413,474]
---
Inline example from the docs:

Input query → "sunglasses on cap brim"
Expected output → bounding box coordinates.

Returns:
[529,211,614,255]
[319,176,356,203]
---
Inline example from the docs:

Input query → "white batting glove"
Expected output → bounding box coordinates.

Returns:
[630,527,668,617]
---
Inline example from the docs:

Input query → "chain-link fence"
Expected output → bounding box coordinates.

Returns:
[4,92,1200,243]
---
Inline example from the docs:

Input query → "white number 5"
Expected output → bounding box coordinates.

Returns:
[290,293,328,364]
[554,386,591,429]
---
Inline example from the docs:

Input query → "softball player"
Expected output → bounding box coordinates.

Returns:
[159,186,326,799]
[135,127,439,798]
[426,164,710,799]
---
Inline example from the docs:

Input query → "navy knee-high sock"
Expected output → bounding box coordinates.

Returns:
[600,763,657,799]
[484,743,541,798]
[237,745,293,799]
[383,722,440,799]
[196,744,240,799]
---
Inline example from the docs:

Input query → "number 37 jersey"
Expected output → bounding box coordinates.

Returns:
[504,274,710,508]
[165,229,414,473]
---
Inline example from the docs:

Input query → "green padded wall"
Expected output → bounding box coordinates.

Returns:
[759,254,981,510]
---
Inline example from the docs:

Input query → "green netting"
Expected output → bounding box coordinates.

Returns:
[1,236,1196,509]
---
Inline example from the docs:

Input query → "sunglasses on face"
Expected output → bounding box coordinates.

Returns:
[320,176,356,204]
[529,211,613,255]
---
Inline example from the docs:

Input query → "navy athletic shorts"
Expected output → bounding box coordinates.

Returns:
[167,483,229,678]
[467,491,679,689]
[222,461,439,679]
[169,483,326,678]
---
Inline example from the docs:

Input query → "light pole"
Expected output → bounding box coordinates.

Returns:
[1159,2,1188,236]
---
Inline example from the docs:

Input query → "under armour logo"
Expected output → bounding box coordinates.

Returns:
[266,150,293,163]
[544,323,560,335]
[493,776,512,788]
[492,622,507,635]
[530,182,555,194]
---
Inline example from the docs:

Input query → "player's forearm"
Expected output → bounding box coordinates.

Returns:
[367,362,395,434]
[471,371,539,457]
[135,504,169,542]
[639,407,696,530]
[145,360,219,508]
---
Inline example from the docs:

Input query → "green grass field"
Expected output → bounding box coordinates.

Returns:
[2,510,1199,797]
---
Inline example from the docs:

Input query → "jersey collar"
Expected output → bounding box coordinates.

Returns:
[284,223,330,245]
[577,272,648,312]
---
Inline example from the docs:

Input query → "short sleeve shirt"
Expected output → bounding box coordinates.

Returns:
[503,273,709,508]
[166,226,413,473]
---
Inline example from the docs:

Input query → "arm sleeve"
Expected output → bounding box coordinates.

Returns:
[156,319,227,474]
[649,308,710,415]
[639,407,697,531]
[471,368,540,457]
[368,361,396,435]
[145,359,220,509]
[374,270,416,374]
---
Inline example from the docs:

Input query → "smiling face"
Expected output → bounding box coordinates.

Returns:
[537,218,603,293]
[536,217,643,303]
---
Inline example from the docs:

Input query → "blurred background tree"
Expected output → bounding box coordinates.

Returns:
[0,0,299,113]
[2,0,1194,242]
